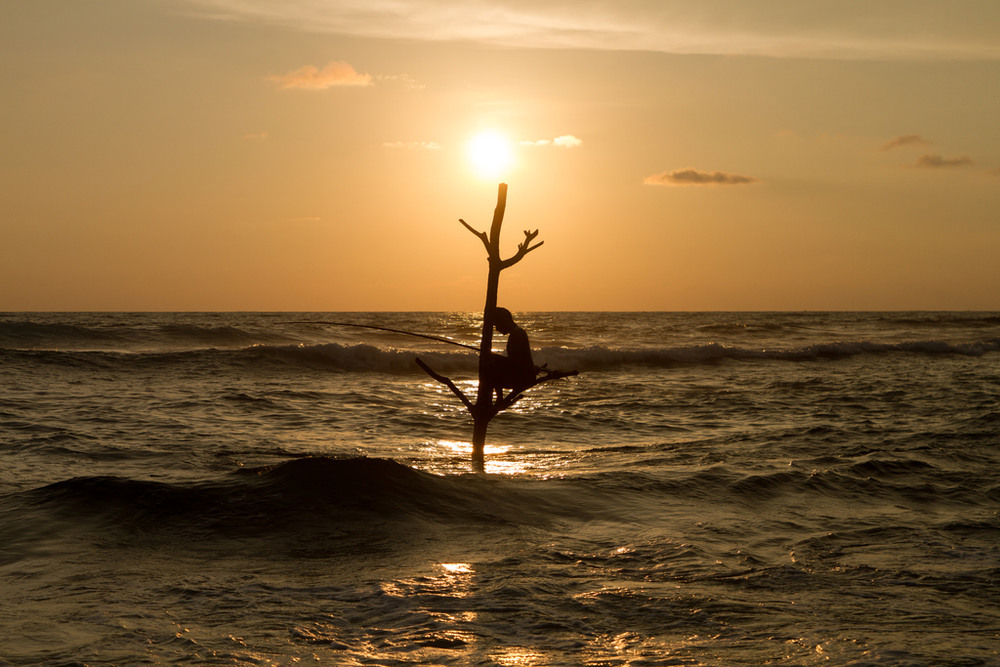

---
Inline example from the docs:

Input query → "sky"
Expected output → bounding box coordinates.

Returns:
[2,0,999,311]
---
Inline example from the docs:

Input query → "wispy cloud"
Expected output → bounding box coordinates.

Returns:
[520,135,583,148]
[268,61,372,90]
[383,141,442,150]
[375,74,425,90]
[186,1,1000,61]
[644,168,758,187]
[914,154,974,169]
[881,134,931,151]
[242,131,269,140]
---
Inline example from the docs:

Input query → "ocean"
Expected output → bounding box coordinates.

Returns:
[1,311,998,665]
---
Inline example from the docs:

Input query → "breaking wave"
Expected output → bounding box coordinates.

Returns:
[3,337,998,374]
[538,337,1000,371]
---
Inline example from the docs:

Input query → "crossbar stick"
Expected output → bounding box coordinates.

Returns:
[287,320,479,351]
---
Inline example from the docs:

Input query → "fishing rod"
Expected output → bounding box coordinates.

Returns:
[286,320,480,352]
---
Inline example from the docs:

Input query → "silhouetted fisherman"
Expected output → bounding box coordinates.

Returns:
[489,307,535,395]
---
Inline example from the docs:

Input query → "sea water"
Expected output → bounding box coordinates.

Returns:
[0,312,997,665]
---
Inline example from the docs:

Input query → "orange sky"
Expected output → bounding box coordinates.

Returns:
[2,1,999,311]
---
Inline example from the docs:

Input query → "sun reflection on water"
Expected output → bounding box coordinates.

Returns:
[439,562,474,575]
[435,439,509,457]
[489,647,547,666]
[363,562,482,658]
[430,439,532,475]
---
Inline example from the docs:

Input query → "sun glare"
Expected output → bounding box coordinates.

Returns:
[467,131,514,180]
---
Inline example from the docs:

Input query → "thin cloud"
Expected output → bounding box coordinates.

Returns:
[268,61,373,90]
[520,135,582,148]
[914,154,974,168]
[644,168,758,187]
[186,1,1000,61]
[881,134,931,151]
[383,141,442,150]
[553,135,583,148]
[375,74,425,90]
[242,131,269,140]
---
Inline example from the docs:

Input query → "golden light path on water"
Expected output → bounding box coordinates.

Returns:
[368,558,710,665]
[417,375,566,475]
[431,439,531,475]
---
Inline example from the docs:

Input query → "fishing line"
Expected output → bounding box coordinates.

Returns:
[286,320,480,351]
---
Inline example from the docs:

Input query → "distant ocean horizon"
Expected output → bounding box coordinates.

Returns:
[5,308,998,317]
[2,310,998,665]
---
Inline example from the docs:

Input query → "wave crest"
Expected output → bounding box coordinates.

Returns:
[2,333,998,374]
[23,457,572,538]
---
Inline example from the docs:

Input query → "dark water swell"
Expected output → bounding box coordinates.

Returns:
[11,457,589,544]
[570,453,996,512]
[12,448,995,546]
[0,318,301,350]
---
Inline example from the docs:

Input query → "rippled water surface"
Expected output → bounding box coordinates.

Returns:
[1,312,998,665]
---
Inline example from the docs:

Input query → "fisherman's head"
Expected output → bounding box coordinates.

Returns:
[493,307,516,334]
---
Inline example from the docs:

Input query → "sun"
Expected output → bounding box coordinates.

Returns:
[467,131,514,180]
